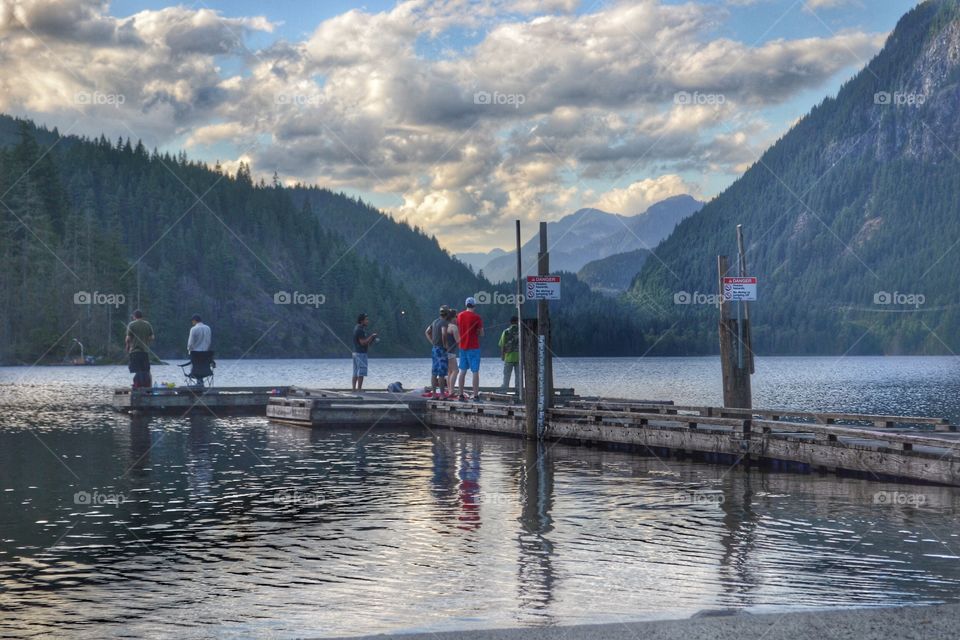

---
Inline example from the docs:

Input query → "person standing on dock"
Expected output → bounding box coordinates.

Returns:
[352,313,378,391]
[499,316,520,394]
[423,306,450,398]
[187,315,212,353]
[125,309,155,388]
[455,298,484,401]
[445,308,460,399]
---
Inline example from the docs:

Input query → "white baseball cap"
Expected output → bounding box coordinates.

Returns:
[465,296,476,307]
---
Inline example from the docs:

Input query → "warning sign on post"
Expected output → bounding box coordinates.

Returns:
[526,275,561,300]
[722,276,757,302]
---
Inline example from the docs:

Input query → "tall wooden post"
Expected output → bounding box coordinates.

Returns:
[718,254,753,408]
[523,318,539,439]
[515,220,524,402]
[536,222,553,438]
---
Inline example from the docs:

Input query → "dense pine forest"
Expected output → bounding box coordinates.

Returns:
[0,116,653,364]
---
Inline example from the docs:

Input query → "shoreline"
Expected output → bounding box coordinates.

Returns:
[331,603,960,640]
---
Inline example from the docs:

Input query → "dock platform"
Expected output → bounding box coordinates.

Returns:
[112,386,289,414]
[114,384,960,486]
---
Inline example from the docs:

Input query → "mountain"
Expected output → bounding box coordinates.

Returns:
[0,114,659,363]
[480,195,702,283]
[456,248,507,272]
[629,0,960,355]
[578,249,650,295]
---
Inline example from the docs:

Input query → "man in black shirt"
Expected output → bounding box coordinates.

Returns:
[352,313,378,390]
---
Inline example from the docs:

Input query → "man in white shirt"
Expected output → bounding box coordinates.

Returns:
[187,314,212,353]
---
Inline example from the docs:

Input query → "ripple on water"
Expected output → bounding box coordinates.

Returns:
[1,363,960,638]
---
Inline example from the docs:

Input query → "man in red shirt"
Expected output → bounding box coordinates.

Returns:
[456,297,484,401]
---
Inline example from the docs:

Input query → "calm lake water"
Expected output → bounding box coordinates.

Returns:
[1,357,960,638]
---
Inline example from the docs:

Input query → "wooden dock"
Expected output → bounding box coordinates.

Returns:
[113,384,960,486]
[112,386,290,414]
[422,399,960,486]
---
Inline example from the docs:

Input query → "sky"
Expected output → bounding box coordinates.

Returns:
[0,0,920,251]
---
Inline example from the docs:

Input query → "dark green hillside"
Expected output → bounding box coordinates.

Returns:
[0,115,656,363]
[630,0,960,355]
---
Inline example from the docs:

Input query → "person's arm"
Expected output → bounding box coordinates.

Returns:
[187,326,196,352]
[424,325,433,344]
[478,318,484,338]
[124,329,132,352]
[361,332,378,346]
[499,331,506,359]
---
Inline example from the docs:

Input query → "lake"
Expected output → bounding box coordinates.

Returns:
[1,356,959,638]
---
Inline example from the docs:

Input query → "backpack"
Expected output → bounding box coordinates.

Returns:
[502,325,519,353]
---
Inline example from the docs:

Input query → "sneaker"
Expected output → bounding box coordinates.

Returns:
[421,391,435,398]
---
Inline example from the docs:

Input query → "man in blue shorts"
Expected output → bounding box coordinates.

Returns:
[423,306,449,398]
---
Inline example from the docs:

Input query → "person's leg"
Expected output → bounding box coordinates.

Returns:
[501,360,511,390]
[511,362,519,393]
[457,352,469,397]
[447,357,458,397]
[355,354,368,390]
[471,350,481,398]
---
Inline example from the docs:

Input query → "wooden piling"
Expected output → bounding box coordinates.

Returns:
[718,255,752,408]
[537,222,553,437]
[523,318,539,439]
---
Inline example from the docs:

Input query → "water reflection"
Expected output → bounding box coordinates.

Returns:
[1,370,960,638]
[517,441,555,617]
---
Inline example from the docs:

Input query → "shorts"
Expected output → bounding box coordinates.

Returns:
[459,348,481,373]
[128,351,150,373]
[431,346,449,376]
[352,353,368,377]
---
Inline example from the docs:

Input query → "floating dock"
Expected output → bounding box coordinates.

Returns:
[422,399,960,486]
[113,384,960,486]
[112,386,290,414]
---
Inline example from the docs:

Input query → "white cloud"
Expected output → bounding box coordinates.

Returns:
[592,175,703,215]
[0,0,891,249]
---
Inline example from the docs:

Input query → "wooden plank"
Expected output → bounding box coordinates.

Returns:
[423,407,960,485]
[753,420,960,453]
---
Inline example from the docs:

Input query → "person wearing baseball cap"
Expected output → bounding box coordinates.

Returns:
[455,297,484,401]
[187,314,212,354]
[352,313,378,390]
[423,305,451,398]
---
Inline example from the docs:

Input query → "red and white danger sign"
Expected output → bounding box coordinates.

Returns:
[722,276,757,302]
[526,275,561,300]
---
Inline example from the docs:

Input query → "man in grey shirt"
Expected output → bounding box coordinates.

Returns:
[187,314,212,353]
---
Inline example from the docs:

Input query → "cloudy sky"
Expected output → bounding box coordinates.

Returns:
[0,0,918,250]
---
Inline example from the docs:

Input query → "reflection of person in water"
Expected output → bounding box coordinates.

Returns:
[457,443,482,530]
